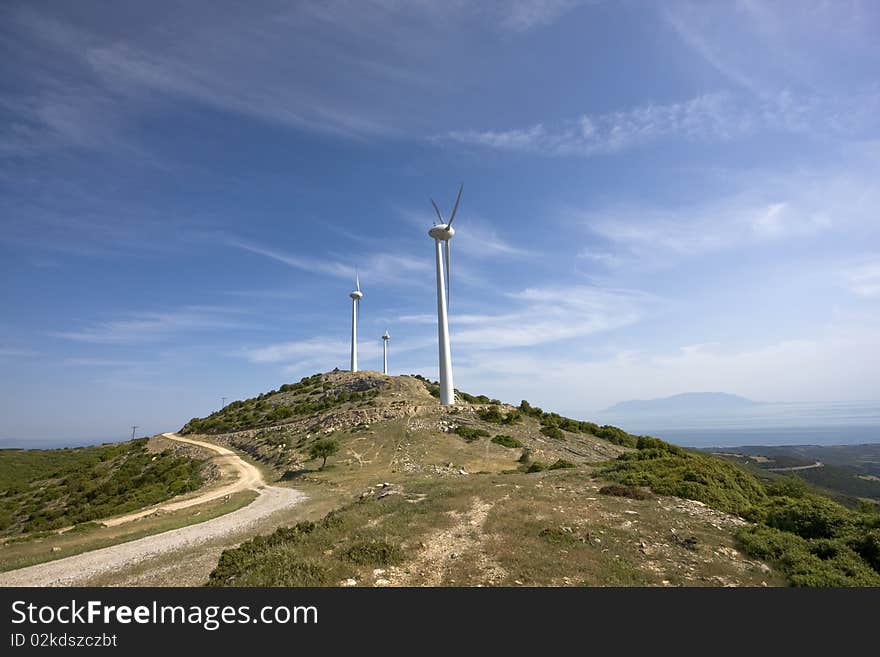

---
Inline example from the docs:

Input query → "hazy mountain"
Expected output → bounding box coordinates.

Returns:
[605,392,757,414]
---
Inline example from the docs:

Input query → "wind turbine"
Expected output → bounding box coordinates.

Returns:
[382,329,391,375]
[428,184,462,405]
[349,273,363,372]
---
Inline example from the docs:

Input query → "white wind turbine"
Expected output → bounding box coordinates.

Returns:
[382,329,390,375]
[428,184,463,405]
[349,273,363,372]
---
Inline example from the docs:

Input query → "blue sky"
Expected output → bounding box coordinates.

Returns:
[2,1,879,444]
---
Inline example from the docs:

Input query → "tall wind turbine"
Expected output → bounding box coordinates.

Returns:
[428,184,462,405]
[349,274,363,372]
[382,330,390,375]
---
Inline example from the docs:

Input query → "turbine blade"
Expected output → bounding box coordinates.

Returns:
[448,184,463,226]
[430,198,444,224]
[445,239,451,310]
[356,271,360,292]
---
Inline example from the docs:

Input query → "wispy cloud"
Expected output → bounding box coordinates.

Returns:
[576,164,879,265]
[224,235,430,286]
[499,0,592,32]
[440,90,880,156]
[53,306,251,345]
[847,260,880,298]
[661,1,880,97]
[0,346,38,358]
[400,283,653,348]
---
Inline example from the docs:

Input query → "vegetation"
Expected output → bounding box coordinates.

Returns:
[491,435,523,449]
[599,484,654,500]
[478,405,522,425]
[0,439,203,535]
[598,435,880,586]
[548,459,576,470]
[182,373,379,435]
[308,439,339,469]
[455,426,490,442]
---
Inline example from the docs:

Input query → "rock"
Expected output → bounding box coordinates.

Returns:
[374,578,390,586]
[341,578,358,587]
[458,468,469,475]
[51,547,61,553]
[373,568,386,577]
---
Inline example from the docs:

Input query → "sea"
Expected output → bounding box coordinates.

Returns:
[590,400,880,448]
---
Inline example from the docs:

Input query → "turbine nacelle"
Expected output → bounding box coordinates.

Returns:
[350,290,363,300]
[428,224,455,241]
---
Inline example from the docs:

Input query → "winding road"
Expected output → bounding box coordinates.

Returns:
[0,433,306,587]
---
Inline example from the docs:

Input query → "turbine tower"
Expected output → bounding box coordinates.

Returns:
[382,330,390,375]
[428,184,463,405]
[349,274,363,372]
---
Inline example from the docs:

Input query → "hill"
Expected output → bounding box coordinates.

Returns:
[605,392,757,414]
[180,371,879,587]
[0,438,209,536]
[706,444,880,506]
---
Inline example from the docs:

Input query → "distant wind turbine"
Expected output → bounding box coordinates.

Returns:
[382,329,391,375]
[427,184,463,405]
[349,273,363,372]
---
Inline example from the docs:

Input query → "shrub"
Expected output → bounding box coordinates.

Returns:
[762,495,853,540]
[491,435,523,449]
[342,540,403,566]
[517,447,532,464]
[540,426,564,440]
[766,476,809,498]
[599,484,653,500]
[548,459,576,470]
[538,527,579,544]
[455,426,490,442]
[527,461,548,473]
[479,406,505,423]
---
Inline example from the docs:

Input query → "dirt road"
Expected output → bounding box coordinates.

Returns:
[102,433,265,526]
[0,433,306,587]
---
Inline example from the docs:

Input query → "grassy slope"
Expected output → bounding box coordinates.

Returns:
[0,438,204,535]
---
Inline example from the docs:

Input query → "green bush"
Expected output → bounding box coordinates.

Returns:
[491,435,523,449]
[527,461,548,473]
[342,540,403,566]
[736,525,880,587]
[599,484,653,500]
[599,448,767,517]
[540,426,564,440]
[455,426,490,442]
[548,459,576,470]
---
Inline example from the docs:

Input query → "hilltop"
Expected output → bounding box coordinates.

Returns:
[177,371,879,587]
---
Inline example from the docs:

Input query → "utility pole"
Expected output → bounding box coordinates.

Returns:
[131,425,138,440]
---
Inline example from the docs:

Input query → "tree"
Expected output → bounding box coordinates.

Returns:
[309,439,339,470]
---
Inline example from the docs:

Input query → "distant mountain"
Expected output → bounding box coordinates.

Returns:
[605,392,757,414]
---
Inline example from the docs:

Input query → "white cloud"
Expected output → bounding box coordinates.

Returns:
[499,0,591,32]
[400,283,653,348]
[847,260,880,298]
[576,164,879,266]
[243,337,348,365]
[53,306,251,344]
[225,236,430,285]
[441,90,880,156]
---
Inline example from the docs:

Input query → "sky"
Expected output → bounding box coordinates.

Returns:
[2,0,879,445]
